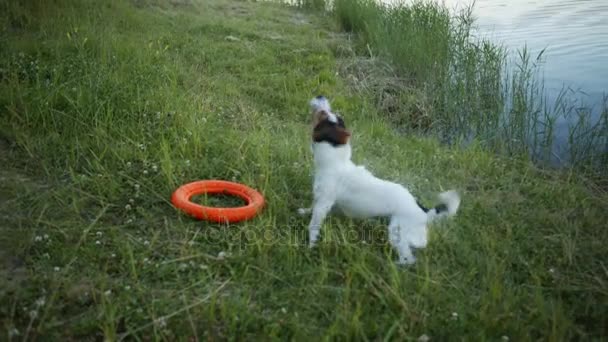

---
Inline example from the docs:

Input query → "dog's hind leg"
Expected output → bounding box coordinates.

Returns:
[407,224,428,249]
[388,217,416,265]
[308,199,334,248]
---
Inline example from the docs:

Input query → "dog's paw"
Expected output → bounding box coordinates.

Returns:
[297,208,311,216]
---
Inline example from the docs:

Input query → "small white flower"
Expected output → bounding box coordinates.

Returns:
[35,297,46,307]
[95,240,101,245]
[185,160,191,166]
[129,198,135,204]
[96,231,103,237]
[179,263,188,271]
[501,336,509,342]
[126,161,132,167]
[54,266,60,272]
[199,264,208,270]
[125,204,132,211]
[143,240,150,246]
[549,268,556,274]
[143,258,149,263]
[34,236,43,242]
[152,165,158,172]
[217,251,227,260]
[281,307,287,314]
[143,169,148,175]
[125,285,131,290]
[104,290,112,296]
[138,143,145,151]
[43,234,49,240]
[111,253,117,258]
[451,312,458,320]
[155,317,167,328]
[134,183,140,190]
[126,218,133,224]
[418,334,430,342]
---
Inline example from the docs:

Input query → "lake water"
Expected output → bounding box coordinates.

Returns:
[450,0,608,160]
[439,0,608,99]
[380,0,608,162]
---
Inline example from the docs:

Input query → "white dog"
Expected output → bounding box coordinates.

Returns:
[299,96,461,264]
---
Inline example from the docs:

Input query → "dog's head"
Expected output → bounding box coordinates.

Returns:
[309,95,351,146]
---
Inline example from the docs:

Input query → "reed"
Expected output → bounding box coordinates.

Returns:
[323,0,608,173]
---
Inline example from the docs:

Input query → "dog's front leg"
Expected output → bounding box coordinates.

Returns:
[308,199,334,248]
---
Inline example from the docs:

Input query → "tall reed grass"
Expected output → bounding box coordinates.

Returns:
[299,0,607,173]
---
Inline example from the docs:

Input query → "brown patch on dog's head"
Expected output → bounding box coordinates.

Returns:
[312,113,351,146]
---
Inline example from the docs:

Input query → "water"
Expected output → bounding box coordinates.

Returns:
[448,0,608,162]
[383,0,608,163]
[442,0,608,98]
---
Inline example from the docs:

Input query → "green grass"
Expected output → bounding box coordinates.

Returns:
[1,0,607,340]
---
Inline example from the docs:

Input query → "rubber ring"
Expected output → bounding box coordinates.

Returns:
[171,180,265,223]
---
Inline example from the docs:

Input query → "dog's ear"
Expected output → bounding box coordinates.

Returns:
[335,126,351,144]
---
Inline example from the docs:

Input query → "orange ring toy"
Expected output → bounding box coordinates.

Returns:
[171,180,265,223]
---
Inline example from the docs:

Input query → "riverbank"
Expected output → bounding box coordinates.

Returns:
[322,0,607,171]
[1,0,607,340]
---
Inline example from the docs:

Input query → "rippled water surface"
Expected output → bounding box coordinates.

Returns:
[443,0,608,98]
[379,0,608,161]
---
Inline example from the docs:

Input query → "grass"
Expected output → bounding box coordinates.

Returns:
[1,0,607,340]
[328,0,608,172]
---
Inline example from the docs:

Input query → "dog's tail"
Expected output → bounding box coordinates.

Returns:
[417,190,461,221]
[310,95,331,113]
